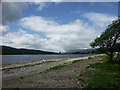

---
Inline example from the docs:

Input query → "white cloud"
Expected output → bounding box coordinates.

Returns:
[20,15,99,52]
[0,29,47,50]
[1,12,117,52]
[20,16,59,33]
[31,2,48,11]
[0,25,8,36]
[82,12,117,32]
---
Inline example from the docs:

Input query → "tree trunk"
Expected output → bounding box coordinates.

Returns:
[109,52,113,63]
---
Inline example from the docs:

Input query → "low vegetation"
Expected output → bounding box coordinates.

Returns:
[43,58,87,73]
[43,63,70,73]
[43,55,106,73]
[78,55,120,88]
[43,55,120,88]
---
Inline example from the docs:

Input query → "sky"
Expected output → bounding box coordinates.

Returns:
[0,1,119,52]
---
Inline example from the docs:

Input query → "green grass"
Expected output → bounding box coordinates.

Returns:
[71,55,99,64]
[79,61,120,88]
[43,58,89,73]
[43,55,107,74]
[90,55,108,60]
[43,63,70,73]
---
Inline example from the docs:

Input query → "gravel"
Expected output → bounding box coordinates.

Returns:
[2,55,102,88]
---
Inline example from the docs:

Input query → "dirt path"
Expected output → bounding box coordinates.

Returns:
[2,55,103,88]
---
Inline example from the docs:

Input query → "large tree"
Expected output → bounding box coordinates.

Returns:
[90,19,120,63]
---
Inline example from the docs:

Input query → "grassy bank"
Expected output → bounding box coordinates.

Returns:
[43,58,87,73]
[43,55,104,73]
[42,55,120,88]
[78,55,120,88]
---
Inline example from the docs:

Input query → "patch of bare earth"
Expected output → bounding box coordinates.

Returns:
[2,59,103,88]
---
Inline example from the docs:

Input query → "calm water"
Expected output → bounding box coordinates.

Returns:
[2,54,97,64]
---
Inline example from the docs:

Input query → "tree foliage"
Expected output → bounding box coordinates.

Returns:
[90,19,120,63]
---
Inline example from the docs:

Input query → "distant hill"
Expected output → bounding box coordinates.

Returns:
[0,45,58,55]
[66,49,98,54]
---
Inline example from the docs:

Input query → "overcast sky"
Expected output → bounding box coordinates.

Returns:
[0,2,118,52]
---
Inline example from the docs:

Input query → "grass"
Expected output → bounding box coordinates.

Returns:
[43,63,70,73]
[89,55,108,60]
[41,54,120,88]
[79,56,120,88]
[42,55,107,73]
[43,58,89,73]
[72,59,85,63]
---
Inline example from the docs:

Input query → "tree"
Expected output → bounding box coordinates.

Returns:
[90,19,120,63]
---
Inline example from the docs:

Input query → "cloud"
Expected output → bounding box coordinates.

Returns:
[20,15,99,52]
[0,25,9,36]
[1,11,117,52]
[28,2,49,11]
[0,29,47,50]
[33,2,48,11]
[82,12,117,32]
[2,2,27,25]
[19,13,117,52]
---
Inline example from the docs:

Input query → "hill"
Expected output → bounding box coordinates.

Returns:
[66,49,98,54]
[0,45,58,55]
